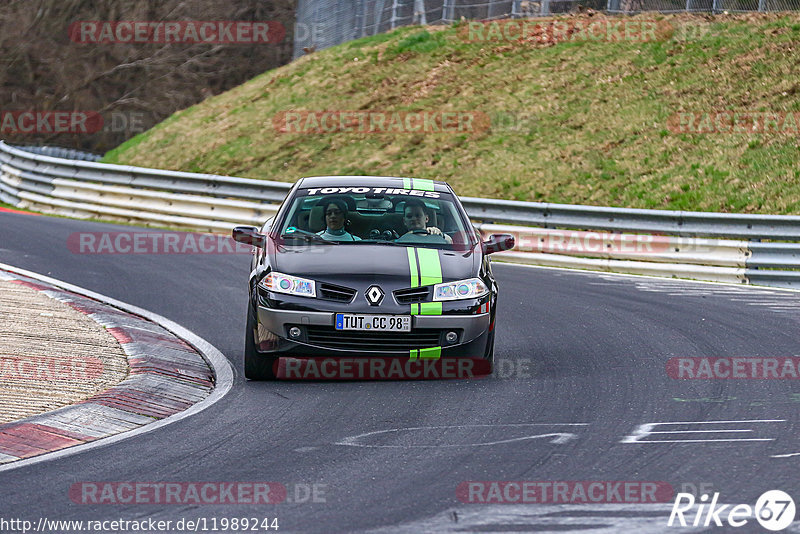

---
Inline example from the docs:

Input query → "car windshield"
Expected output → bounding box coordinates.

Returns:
[276,187,475,249]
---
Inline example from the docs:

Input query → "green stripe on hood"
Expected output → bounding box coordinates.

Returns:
[416,248,442,287]
[406,247,443,316]
[413,178,435,191]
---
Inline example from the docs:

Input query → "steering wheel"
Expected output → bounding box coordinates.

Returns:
[412,229,429,235]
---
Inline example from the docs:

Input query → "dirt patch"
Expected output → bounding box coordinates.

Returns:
[0,280,128,424]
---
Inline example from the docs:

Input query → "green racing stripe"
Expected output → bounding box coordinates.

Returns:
[419,346,441,359]
[420,301,442,315]
[406,246,443,359]
[417,248,442,287]
[407,248,420,315]
[412,178,435,191]
[402,178,434,191]
[419,246,443,315]
[409,346,442,360]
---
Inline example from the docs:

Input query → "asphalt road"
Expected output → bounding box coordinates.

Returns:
[1,210,799,533]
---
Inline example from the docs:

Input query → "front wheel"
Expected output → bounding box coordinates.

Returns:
[484,329,495,375]
[244,301,277,380]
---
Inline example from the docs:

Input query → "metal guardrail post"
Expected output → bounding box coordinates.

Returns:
[413,0,427,24]
[390,0,400,28]
[442,0,453,22]
[354,0,364,39]
[374,0,387,35]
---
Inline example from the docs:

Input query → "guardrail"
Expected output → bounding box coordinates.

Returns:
[2,140,799,289]
[0,141,287,232]
[11,145,102,162]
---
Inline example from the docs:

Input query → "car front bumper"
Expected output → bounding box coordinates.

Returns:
[255,306,492,358]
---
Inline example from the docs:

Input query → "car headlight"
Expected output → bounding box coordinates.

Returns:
[433,278,488,301]
[260,272,316,298]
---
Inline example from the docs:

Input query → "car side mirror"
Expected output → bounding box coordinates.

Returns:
[483,233,515,255]
[232,226,266,248]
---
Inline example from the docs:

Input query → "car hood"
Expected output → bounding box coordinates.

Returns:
[269,243,478,286]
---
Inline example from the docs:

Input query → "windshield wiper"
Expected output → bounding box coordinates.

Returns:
[280,228,339,244]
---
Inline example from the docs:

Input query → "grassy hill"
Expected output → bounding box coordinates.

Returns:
[104,12,800,214]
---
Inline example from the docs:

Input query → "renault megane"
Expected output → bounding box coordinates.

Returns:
[232,176,514,379]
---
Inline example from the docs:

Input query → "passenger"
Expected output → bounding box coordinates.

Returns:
[397,199,452,244]
[317,198,361,241]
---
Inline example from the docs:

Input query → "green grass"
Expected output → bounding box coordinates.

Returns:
[103,12,800,214]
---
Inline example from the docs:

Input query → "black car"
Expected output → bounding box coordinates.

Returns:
[232,176,514,380]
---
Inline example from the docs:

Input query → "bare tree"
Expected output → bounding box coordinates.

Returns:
[0,0,296,152]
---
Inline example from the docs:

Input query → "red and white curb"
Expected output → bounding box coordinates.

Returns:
[0,263,233,472]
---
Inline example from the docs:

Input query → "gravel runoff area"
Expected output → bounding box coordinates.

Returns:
[0,268,217,466]
[0,278,129,424]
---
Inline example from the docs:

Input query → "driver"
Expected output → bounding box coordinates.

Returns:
[398,199,452,244]
[317,198,361,241]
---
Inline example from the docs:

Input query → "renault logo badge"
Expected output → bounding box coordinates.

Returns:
[365,285,384,306]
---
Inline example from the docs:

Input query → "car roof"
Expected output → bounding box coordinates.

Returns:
[297,176,452,193]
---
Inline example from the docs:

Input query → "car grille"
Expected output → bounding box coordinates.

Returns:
[304,326,441,351]
[318,283,357,302]
[393,286,431,304]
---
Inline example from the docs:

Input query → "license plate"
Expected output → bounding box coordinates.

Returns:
[335,314,411,332]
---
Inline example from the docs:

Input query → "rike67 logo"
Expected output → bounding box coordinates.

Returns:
[668,490,796,531]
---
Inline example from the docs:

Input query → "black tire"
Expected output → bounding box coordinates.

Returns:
[484,329,495,375]
[244,301,277,380]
